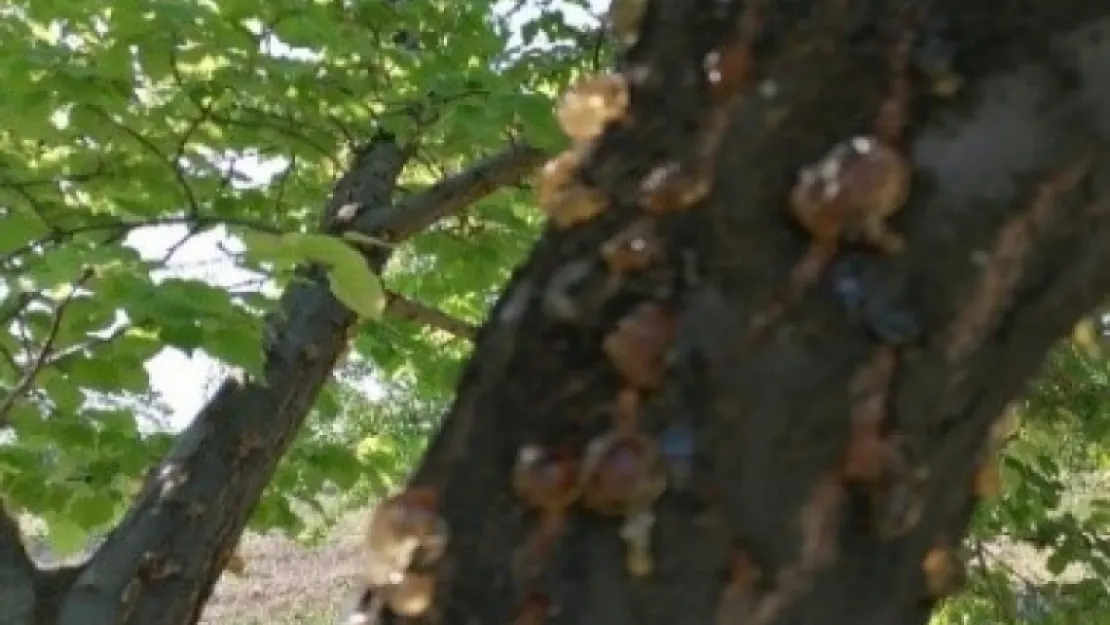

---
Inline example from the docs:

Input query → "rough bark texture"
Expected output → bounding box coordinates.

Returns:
[54,136,409,625]
[401,3,1110,625]
[0,504,35,625]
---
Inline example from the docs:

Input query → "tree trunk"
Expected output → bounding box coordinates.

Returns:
[400,2,1110,625]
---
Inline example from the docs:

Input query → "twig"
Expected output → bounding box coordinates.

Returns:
[224,277,270,294]
[43,324,131,370]
[0,278,85,427]
[170,86,219,219]
[0,214,284,265]
[0,344,19,374]
[0,163,112,189]
[0,212,130,423]
[384,291,477,340]
[166,41,343,170]
[160,226,202,265]
[590,25,606,70]
[272,154,297,214]
[0,293,34,335]
[364,141,547,241]
[83,105,204,217]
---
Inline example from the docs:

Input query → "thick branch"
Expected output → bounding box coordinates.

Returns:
[0,214,284,266]
[32,566,81,625]
[0,503,35,625]
[362,141,547,241]
[384,291,477,340]
[54,137,410,625]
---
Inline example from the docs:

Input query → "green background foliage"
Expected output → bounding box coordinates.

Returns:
[0,0,601,551]
[935,342,1110,625]
[0,0,1105,623]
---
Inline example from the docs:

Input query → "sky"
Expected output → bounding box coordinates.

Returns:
[132,1,604,431]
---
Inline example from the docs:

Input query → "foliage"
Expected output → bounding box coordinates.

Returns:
[254,369,448,544]
[931,338,1110,625]
[0,0,604,557]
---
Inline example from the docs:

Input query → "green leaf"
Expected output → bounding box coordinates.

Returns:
[27,245,90,289]
[239,230,300,265]
[355,435,395,464]
[37,370,86,414]
[158,321,206,352]
[59,350,149,393]
[327,263,385,319]
[307,444,363,490]
[0,444,43,477]
[204,322,264,378]
[286,233,363,270]
[245,229,388,317]
[43,514,89,558]
[241,230,385,317]
[1046,544,1075,575]
[68,491,119,529]
[0,210,49,255]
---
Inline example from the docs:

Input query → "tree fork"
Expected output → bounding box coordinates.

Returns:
[14,133,540,625]
[404,2,1110,625]
[0,110,547,624]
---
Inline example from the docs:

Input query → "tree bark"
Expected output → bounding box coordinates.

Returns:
[402,2,1110,625]
[0,504,35,625]
[52,135,409,625]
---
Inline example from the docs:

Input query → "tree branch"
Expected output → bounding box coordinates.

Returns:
[83,105,205,218]
[384,291,478,340]
[32,566,82,625]
[0,502,36,625]
[0,272,90,428]
[0,214,283,266]
[361,141,547,242]
[0,293,34,339]
[54,136,411,625]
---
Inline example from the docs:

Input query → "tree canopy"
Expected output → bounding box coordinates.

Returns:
[0,0,582,540]
[0,1,1108,625]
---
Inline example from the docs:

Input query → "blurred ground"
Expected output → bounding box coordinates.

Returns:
[198,512,365,625]
[20,472,1107,624]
